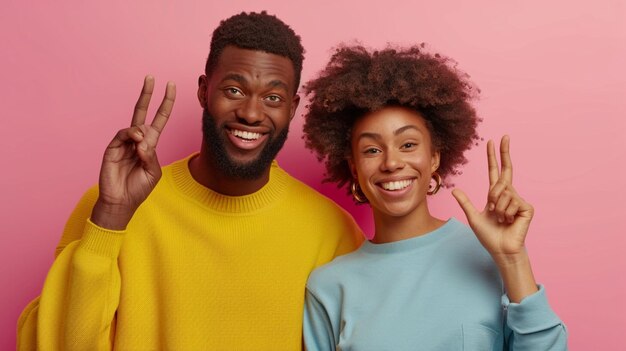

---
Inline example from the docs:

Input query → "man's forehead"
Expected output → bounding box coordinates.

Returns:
[217,46,292,66]
[213,46,296,89]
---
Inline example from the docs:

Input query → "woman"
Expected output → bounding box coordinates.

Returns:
[302,45,567,350]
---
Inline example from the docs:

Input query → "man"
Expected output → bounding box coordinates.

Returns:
[18,12,362,350]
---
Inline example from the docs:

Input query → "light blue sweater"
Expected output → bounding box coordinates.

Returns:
[304,218,567,350]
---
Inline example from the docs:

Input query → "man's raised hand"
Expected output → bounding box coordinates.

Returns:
[91,76,176,230]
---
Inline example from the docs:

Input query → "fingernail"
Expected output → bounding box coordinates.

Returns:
[489,203,495,211]
[498,217,503,223]
[136,130,144,138]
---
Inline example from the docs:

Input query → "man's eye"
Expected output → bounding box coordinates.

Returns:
[364,148,380,154]
[401,143,416,149]
[225,88,243,96]
[265,95,282,102]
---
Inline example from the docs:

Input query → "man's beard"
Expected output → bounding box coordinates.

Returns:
[202,109,289,180]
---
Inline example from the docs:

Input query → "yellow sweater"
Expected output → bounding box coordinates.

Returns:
[18,155,363,350]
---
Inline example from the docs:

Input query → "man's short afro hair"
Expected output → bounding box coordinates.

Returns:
[302,44,481,192]
[205,11,305,91]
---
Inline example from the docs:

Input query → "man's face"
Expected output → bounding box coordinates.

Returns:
[198,46,300,179]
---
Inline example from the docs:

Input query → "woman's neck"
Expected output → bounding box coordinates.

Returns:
[371,206,445,244]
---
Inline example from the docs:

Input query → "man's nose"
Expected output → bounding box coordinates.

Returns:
[236,98,264,125]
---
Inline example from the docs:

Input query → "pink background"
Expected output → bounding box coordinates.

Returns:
[2,1,624,349]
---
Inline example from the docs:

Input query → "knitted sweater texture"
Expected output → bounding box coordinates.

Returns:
[18,155,363,350]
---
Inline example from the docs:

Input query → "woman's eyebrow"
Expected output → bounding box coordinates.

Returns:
[356,124,423,142]
[356,132,381,142]
[394,125,422,136]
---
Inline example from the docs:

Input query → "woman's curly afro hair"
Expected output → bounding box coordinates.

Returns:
[302,44,481,193]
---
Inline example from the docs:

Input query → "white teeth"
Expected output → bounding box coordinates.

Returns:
[381,180,413,191]
[231,129,261,140]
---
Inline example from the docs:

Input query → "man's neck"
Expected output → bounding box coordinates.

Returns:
[188,150,271,197]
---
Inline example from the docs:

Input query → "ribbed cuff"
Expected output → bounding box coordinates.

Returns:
[77,218,125,259]
[502,284,563,334]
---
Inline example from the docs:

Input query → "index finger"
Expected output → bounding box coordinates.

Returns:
[150,81,176,133]
[499,135,513,184]
[487,139,499,187]
[131,75,155,127]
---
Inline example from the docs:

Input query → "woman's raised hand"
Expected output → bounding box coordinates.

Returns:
[451,135,534,266]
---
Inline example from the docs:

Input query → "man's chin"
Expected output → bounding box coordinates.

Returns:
[218,132,287,180]
[223,142,267,161]
[229,156,266,168]
[220,157,272,180]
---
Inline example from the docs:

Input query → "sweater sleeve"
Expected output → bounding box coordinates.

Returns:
[332,210,364,258]
[503,284,568,350]
[17,187,123,351]
[303,288,337,351]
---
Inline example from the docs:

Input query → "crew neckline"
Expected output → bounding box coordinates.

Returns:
[360,218,461,254]
[167,153,290,213]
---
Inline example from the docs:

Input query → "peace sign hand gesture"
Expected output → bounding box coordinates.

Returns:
[91,76,176,230]
[451,135,533,265]
[451,136,538,302]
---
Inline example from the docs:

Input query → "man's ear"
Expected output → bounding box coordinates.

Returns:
[289,94,301,121]
[431,150,441,173]
[197,75,208,108]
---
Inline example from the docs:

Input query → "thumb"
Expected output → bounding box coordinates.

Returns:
[137,142,162,179]
[451,188,479,221]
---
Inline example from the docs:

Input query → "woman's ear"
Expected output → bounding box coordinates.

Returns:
[431,150,441,173]
[347,158,358,179]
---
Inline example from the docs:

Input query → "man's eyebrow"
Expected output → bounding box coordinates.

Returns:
[222,74,247,85]
[222,75,290,92]
[267,79,290,92]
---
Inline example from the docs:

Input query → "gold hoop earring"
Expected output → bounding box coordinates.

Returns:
[350,181,368,203]
[427,172,442,195]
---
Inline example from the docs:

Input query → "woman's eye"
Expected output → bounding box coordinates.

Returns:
[364,148,380,154]
[401,142,417,149]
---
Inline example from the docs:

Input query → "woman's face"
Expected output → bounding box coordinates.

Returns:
[350,106,440,219]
